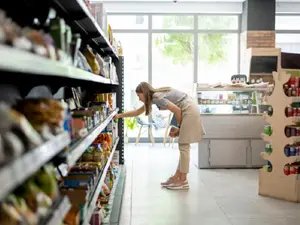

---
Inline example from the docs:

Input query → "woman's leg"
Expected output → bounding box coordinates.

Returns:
[165,143,190,190]
[177,143,190,180]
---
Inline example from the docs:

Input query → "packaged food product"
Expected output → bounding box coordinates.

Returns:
[0,202,23,225]
[0,103,43,159]
[14,99,66,137]
[84,45,100,74]
[82,147,94,162]
[6,195,38,225]
[14,180,52,217]
[49,17,66,52]
[95,53,105,76]
[70,34,82,67]
[102,183,110,196]
[77,51,92,72]
[34,164,59,200]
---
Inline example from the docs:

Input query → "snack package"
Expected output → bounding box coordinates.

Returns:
[95,53,105,76]
[0,202,23,225]
[102,183,110,196]
[7,195,38,225]
[14,180,52,217]
[34,164,59,200]
[77,51,92,72]
[81,146,94,162]
[84,45,100,74]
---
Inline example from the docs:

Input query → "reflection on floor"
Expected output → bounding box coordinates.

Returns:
[119,143,300,225]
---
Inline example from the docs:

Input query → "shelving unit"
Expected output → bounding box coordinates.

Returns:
[0,132,70,201]
[260,69,300,202]
[51,0,118,62]
[82,137,119,225]
[0,1,125,224]
[59,108,119,167]
[42,196,71,225]
[0,45,118,85]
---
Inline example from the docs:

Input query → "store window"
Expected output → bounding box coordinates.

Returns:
[198,15,238,30]
[152,33,194,137]
[198,33,238,84]
[107,15,148,29]
[276,16,300,30]
[152,15,194,29]
[114,33,148,138]
[276,34,300,54]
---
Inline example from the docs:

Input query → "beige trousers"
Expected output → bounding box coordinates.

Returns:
[177,143,190,173]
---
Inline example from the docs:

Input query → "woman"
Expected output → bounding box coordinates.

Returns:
[114,82,205,190]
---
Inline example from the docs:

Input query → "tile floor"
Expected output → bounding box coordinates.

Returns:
[119,143,300,225]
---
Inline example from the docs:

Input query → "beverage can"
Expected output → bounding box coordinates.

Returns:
[290,147,296,156]
[284,146,290,157]
[284,165,290,175]
[293,108,297,116]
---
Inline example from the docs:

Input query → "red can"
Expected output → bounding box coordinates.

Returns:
[297,88,300,96]
[297,108,300,116]
[290,166,298,174]
[293,108,297,116]
[284,165,290,175]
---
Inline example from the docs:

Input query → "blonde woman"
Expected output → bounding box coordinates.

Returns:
[114,82,205,190]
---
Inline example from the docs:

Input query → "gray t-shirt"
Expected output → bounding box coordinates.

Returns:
[152,88,191,109]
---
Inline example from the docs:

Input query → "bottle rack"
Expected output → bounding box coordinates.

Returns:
[260,69,300,202]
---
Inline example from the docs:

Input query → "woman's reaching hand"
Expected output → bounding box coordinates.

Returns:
[113,114,121,120]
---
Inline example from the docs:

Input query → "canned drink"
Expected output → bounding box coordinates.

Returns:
[284,146,290,157]
[290,147,296,156]
[293,108,297,116]
[284,165,290,175]
[297,88,300,96]
[286,127,291,137]
[291,127,296,137]
[296,77,299,88]
[291,166,298,174]
[297,146,300,156]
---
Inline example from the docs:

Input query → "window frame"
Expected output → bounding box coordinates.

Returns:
[107,13,240,142]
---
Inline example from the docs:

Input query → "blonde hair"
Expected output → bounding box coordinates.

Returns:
[135,82,171,116]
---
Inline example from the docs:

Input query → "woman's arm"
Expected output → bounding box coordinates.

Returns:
[166,102,182,126]
[115,105,145,119]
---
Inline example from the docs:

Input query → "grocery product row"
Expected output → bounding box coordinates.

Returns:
[0,134,120,225]
[62,135,120,225]
[0,9,119,84]
[0,90,118,200]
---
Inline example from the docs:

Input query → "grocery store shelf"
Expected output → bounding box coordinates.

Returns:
[52,0,118,61]
[82,137,120,225]
[0,132,70,201]
[64,109,119,167]
[197,87,269,92]
[103,165,126,225]
[42,196,71,225]
[0,45,119,85]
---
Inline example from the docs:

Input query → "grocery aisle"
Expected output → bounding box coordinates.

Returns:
[119,144,300,225]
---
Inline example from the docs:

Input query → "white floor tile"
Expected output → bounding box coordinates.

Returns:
[119,143,300,225]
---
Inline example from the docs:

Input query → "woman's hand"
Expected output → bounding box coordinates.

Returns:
[113,114,121,120]
[169,127,180,137]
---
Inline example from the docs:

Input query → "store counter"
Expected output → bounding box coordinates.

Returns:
[198,114,265,168]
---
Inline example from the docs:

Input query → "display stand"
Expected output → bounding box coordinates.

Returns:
[259,50,300,202]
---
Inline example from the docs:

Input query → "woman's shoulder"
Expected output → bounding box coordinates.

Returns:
[153,91,166,99]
